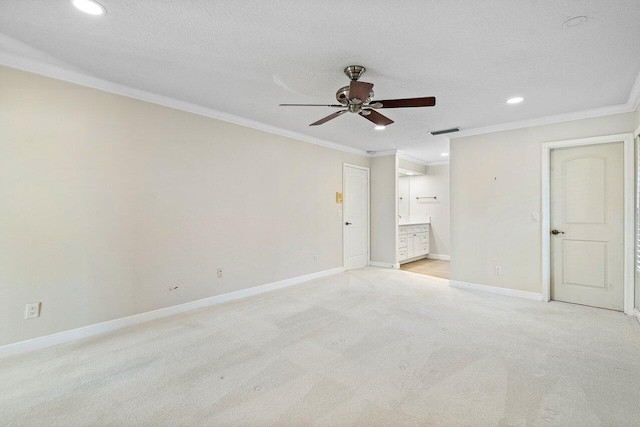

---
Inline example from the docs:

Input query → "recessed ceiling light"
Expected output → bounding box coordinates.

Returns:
[441,153,449,157]
[72,0,106,15]
[507,97,524,104]
[563,16,588,28]
[374,125,386,131]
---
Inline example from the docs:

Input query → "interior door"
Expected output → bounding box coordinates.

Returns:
[550,142,624,310]
[344,165,369,270]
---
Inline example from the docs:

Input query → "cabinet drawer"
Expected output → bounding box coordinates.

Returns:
[398,237,407,248]
[421,244,429,254]
[398,249,407,261]
[421,224,429,232]
[420,233,429,243]
[399,226,407,235]
[412,226,423,233]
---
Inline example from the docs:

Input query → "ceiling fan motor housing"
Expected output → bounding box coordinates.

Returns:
[336,86,374,106]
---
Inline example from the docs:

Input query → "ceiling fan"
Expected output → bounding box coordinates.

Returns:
[279,65,436,127]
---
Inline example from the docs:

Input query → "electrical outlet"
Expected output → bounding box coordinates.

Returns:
[314,255,319,263]
[495,266,502,276]
[217,268,223,278]
[25,302,41,319]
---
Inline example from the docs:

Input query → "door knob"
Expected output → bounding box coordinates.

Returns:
[551,230,565,235]
[345,222,352,226]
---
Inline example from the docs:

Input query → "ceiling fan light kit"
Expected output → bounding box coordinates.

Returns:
[279,66,436,127]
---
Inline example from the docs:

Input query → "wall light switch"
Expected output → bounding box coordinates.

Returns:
[531,212,540,222]
[337,210,343,218]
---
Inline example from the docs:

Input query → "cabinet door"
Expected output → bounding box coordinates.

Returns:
[406,235,415,258]
[412,235,421,257]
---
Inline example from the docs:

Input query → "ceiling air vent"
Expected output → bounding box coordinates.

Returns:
[429,127,459,136]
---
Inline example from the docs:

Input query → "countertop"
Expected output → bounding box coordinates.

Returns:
[399,217,431,226]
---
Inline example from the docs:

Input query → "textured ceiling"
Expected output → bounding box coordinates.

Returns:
[1,0,639,162]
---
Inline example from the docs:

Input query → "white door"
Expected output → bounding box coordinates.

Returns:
[550,142,624,311]
[344,165,369,270]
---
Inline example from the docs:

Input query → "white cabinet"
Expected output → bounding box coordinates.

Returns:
[398,223,429,264]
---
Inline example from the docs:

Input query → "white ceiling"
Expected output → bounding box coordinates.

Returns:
[1,0,639,162]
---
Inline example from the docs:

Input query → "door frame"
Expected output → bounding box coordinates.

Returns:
[342,163,371,270]
[541,133,635,315]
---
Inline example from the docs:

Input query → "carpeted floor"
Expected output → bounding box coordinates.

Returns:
[1,267,639,426]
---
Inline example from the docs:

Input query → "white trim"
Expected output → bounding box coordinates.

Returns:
[424,160,450,166]
[397,151,430,166]
[634,125,640,139]
[541,133,635,315]
[369,150,398,158]
[343,163,371,271]
[627,69,640,112]
[0,267,344,358]
[427,254,450,260]
[369,261,400,269]
[454,104,634,140]
[450,280,543,301]
[0,52,368,158]
[634,309,640,324]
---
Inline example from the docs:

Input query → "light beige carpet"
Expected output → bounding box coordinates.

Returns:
[1,267,639,426]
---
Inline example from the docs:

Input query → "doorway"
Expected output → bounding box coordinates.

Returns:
[542,134,634,314]
[343,164,369,270]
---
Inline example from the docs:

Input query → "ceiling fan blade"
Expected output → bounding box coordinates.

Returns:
[280,104,345,107]
[309,110,347,126]
[371,97,436,108]
[349,81,374,102]
[360,109,394,126]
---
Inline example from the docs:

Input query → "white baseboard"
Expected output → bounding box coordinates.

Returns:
[0,266,344,358]
[450,280,543,302]
[369,261,400,269]
[427,254,450,261]
[634,308,640,324]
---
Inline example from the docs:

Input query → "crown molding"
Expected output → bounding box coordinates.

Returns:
[425,160,450,166]
[0,52,370,158]
[397,151,430,166]
[369,150,398,157]
[627,68,640,111]
[453,103,634,139]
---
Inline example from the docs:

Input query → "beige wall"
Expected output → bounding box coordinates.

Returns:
[0,66,369,346]
[370,155,398,266]
[450,113,636,294]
